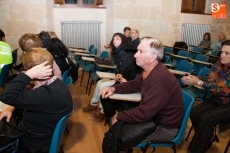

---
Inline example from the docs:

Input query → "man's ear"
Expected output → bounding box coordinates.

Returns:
[150,54,157,63]
[2,37,5,42]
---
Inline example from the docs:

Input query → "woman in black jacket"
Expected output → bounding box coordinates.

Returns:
[88,33,142,121]
[47,38,70,75]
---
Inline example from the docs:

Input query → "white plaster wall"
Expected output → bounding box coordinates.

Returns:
[53,8,106,52]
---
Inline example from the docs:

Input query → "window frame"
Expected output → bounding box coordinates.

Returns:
[54,0,105,8]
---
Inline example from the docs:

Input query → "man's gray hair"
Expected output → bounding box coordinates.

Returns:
[141,36,164,61]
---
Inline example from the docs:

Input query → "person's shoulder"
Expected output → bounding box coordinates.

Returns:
[0,41,11,48]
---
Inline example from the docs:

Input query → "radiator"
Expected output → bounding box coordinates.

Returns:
[61,20,102,53]
[181,23,211,47]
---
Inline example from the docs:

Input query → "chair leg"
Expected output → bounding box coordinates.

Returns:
[88,79,93,96]
[224,139,230,153]
[85,72,91,94]
[185,125,193,141]
[59,146,64,153]
[80,70,85,87]
[64,125,69,134]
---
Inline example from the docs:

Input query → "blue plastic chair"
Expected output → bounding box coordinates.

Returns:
[135,91,194,153]
[170,50,189,68]
[191,54,209,75]
[164,55,170,64]
[49,110,73,153]
[62,68,70,82]
[0,64,12,88]
[164,47,172,58]
[64,76,73,87]
[176,60,193,85]
[75,45,94,66]
[183,67,211,101]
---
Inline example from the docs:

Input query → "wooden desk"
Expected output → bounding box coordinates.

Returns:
[163,63,173,67]
[96,71,115,79]
[95,63,117,69]
[0,101,10,112]
[69,48,89,53]
[187,49,201,54]
[109,93,141,102]
[171,54,188,59]
[193,84,204,90]
[82,56,95,62]
[205,54,220,59]
[74,52,96,57]
[190,60,213,66]
[168,69,190,75]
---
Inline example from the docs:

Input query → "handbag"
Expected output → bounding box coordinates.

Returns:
[0,117,25,148]
[94,56,114,66]
[102,115,161,152]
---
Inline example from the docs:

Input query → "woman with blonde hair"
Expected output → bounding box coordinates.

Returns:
[0,48,73,153]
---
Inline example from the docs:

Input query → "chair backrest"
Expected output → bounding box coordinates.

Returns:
[176,60,193,73]
[62,68,70,81]
[197,67,210,76]
[64,76,73,87]
[178,50,189,57]
[0,64,12,87]
[192,46,202,53]
[49,111,73,153]
[100,51,109,58]
[88,45,94,54]
[173,90,194,145]
[164,47,172,54]
[195,54,209,62]
[92,48,98,55]
[164,55,170,64]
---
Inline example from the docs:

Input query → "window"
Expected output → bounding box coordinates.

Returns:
[181,0,207,14]
[54,0,103,7]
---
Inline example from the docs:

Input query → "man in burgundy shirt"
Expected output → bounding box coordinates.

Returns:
[101,37,183,144]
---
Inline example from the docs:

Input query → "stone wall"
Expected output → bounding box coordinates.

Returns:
[0,0,53,49]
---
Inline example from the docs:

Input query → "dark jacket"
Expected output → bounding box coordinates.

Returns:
[54,56,70,75]
[113,43,134,75]
[0,73,73,152]
[130,37,140,49]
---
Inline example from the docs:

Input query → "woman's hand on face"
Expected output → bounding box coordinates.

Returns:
[181,74,199,85]
[25,61,52,79]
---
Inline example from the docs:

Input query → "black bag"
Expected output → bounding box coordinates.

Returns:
[66,57,79,84]
[102,115,160,152]
[102,121,124,153]
[173,41,188,55]
[0,118,25,148]
[94,56,114,66]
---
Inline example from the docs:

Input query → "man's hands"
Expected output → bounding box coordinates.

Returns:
[0,106,15,122]
[25,61,52,79]
[101,87,115,99]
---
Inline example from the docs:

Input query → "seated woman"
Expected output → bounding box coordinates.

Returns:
[0,48,73,153]
[181,40,230,153]
[82,33,141,122]
[198,32,211,53]
[47,38,70,75]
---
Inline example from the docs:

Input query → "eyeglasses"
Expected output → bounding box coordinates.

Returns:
[220,51,230,56]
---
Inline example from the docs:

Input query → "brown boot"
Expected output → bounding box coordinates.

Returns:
[82,102,97,112]
[89,110,105,122]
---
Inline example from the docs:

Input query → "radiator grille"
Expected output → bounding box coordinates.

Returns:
[61,20,102,52]
[181,23,211,46]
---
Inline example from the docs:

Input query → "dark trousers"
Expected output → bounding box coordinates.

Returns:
[101,96,139,120]
[187,97,230,153]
